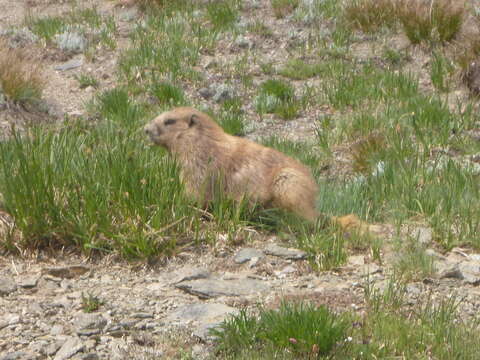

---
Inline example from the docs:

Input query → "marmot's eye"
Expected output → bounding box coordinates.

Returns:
[164,119,176,126]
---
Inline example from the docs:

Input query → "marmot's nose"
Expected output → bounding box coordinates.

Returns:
[144,124,152,135]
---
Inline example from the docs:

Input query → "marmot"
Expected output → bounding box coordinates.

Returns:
[144,107,373,233]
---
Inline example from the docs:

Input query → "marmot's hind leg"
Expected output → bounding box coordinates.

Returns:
[271,168,319,222]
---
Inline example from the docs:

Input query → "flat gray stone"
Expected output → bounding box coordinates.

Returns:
[0,276,17,296]
[1,351,33,360]
[45,265,90,279]
[54,336,85,360]
[54,59,83,71]
[439,264,463,280]
[171,267,210,284]
[176,278,269,299]
[264,244,307,260]
[73,313,107,336]
[50,324,65,336]
[234,248,264,264]
[17,274,40,288]
[167,303,238,324]
[359,263,382,276]
[0,314,20,330]
[131,312,153,319]
[459,263,480,285]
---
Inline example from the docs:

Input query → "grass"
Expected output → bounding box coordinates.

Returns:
[254,79,300,119]
[218,98,245,136]
[26,6,117,50]
[278,59,325,80]
[430,51,454,92]
[212,290,480,359]
[74,73,99,89]
[397,0,464,44]
[0,88,190,258]
[212,302,349,358]
[393,238,435,281]
[271,0,299,19]
[150,82,186,106]
[344,0,397,33]
[81,292,104,313]
[0,41,44,105]
[205,0,239,31]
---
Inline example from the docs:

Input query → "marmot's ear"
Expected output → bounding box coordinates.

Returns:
[189,114,199,127]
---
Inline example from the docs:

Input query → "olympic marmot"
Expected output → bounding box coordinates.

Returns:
[144,107,373,233]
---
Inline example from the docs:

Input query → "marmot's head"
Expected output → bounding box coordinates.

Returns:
[145,107,223,149]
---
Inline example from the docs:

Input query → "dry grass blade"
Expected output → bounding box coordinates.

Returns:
[344,0,398,33]
[0,40,44,104]
[397,0,464,44]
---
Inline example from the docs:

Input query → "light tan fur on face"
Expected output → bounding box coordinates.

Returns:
[145,107,377,233]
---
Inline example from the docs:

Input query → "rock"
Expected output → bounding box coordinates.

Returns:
[118,7,138,21]
[264,244,307,260]
[439,264,463,280]
[275,265,296,278]
[17,274,40,288]
[358,263,382,276]
[410,226,432,245]
[0,351,34,360]
[73,313,107,336]
[171,267,210,284]
[54,336,85,360]
[167,303,238,324]
[45,265,90,279]
[131,312,153,319]
[0,276,17,296]
[464,61,480,96]
[193,322,221,342]
[43,340,64,357]
[78,354,99,360]
[234,248,264,264]
[54,58,84,71]
[50,324,65,335]
[176,278,269,299]
[7,27,39,47]
[234,35,253,49]
[458,263,480,285]
[0,314,20,330]
[198,87,214,99]
[55,31,87,53]
[347,255,365,266]
[212,84,236,103]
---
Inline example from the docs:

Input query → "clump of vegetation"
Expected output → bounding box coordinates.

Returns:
[397,0,464,44]
[26,6,117,50]
[0,41,44,105]
[218,98,245,136]
[212,302,349,358]
[255,79,299,119]
[430,52,454,92]
[150,82,185,106]
[81,292,104,313]
[271,0,299,19]
[394,239,435,281]
[344,0,397,33]
[205,0,239,31]
[351,132,386,175]
[247,20,274,38]
[74,73,99,89]
[279,59,325,80]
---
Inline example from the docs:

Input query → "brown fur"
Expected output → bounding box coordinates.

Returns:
[144,107,377,233]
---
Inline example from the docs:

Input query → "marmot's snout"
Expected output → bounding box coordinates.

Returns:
[144,123,160,137]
